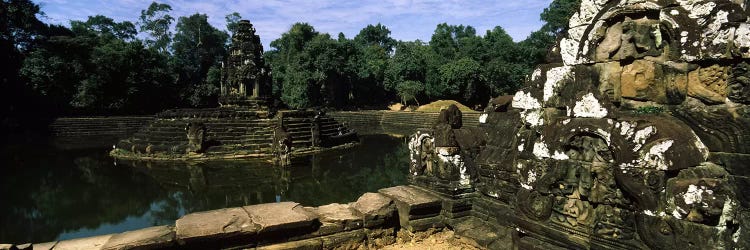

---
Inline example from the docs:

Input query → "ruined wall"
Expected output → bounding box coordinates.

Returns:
[49,117,153,147]
[409,0,750,249]
[330,111,481,135]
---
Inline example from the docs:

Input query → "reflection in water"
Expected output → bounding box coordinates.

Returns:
[0,135,408,243]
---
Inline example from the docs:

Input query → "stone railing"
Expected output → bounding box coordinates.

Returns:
[13,185,511,250]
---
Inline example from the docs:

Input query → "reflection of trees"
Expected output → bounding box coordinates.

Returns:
[0,146,162,243]
[0,135,409,243]
[284,135,409,206]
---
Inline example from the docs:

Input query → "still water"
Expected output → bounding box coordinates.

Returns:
[0,134,409,243]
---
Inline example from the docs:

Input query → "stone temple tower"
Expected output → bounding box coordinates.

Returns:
[220,20,271,108]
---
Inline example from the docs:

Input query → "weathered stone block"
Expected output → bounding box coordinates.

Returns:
[33,242,56,250]
[407,216,445,232]
[101,226,175,250]
[320,229,366,249]
[307,203,362,231]
[52,234,113,250]
[709,152,750,176]
[256,238,322,250]
[621,60,666,103]
[378,186,442,230]
[351,192,396,228]
[175,207,257,242]
[244,202,318,235]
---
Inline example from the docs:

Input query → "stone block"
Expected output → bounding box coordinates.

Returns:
[52,234,113,250]
[378,185,441,220]
[407,216,445,232]
[320,229,366,249]
[175,207,257,243]
[379,186,443,231]
[33,242,57,250]
[256,238,323,250]
[307,203,362,231]
[244,202,318,235]
[352,193,395,222]
[709,152,750,176]
[101,225,175,250]
[0,245,12,250]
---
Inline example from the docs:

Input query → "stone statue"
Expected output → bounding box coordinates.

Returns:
[185,122,207,153]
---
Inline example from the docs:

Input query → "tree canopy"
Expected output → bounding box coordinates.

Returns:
[1,0,583,138]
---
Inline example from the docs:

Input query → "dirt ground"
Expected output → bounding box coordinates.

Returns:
[380,229,482,250]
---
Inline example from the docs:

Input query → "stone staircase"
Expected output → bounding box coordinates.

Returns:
[49,116,153,138]
[113,109,357,160]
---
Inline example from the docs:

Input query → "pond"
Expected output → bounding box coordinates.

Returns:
[0,134,409,243]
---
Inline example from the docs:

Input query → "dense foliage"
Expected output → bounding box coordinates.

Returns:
[0,0,580,137]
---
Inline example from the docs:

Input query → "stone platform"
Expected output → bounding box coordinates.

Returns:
[110,107,358,162]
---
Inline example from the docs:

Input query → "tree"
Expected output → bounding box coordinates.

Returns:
[353,23,396,52]
[172,13,229,107]
[138,2,174,53]
[434,57,482,103]
[395,80,424,105]
[0,0,54,137]
[70,15,137,41]
[540,0,581,36]
[225,12,242,36]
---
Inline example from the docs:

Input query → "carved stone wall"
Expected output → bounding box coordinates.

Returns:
[411,0,750,249]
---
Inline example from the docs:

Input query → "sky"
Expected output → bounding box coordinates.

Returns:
[35,0,553,50]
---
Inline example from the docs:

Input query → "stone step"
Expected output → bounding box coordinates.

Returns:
[378,185,442,232]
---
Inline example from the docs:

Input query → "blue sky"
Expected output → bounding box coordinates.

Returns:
[36,0,553,50]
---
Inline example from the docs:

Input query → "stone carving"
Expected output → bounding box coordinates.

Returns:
[409,0,750,249]
[273,124,292,166]
[729,61,750,104]
[185,122,207,153]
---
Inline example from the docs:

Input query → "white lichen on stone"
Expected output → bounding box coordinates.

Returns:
[643,139,674,170]
[672,209,683,219]
[670,9,680,15]
[524,110,545,127]
[689,129,710,160]
[733,227,742,243]
[408,132,433,175]
[531,68,542,81]
[552,151,570,160]
[717,199,737,235]
[518,143,525,152]
[562,119,571,125]
[437,153,470,186]
[520,170,537,190]
[572,93,608,118]
[479,113,488,124]
[644,210,655,216]
[680,31,689,44]
[543,66,573,102]
[512,91,541,110]
[683,184,714,206]
[533,140,551,159]
[560,38,579,66]
[736,24,750,57]
[632,126,656,152]
[597,128,612,145]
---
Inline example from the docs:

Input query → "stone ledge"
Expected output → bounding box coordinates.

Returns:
[175,207,258,243]
[101,226,175,250]
[243,202,318,236]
